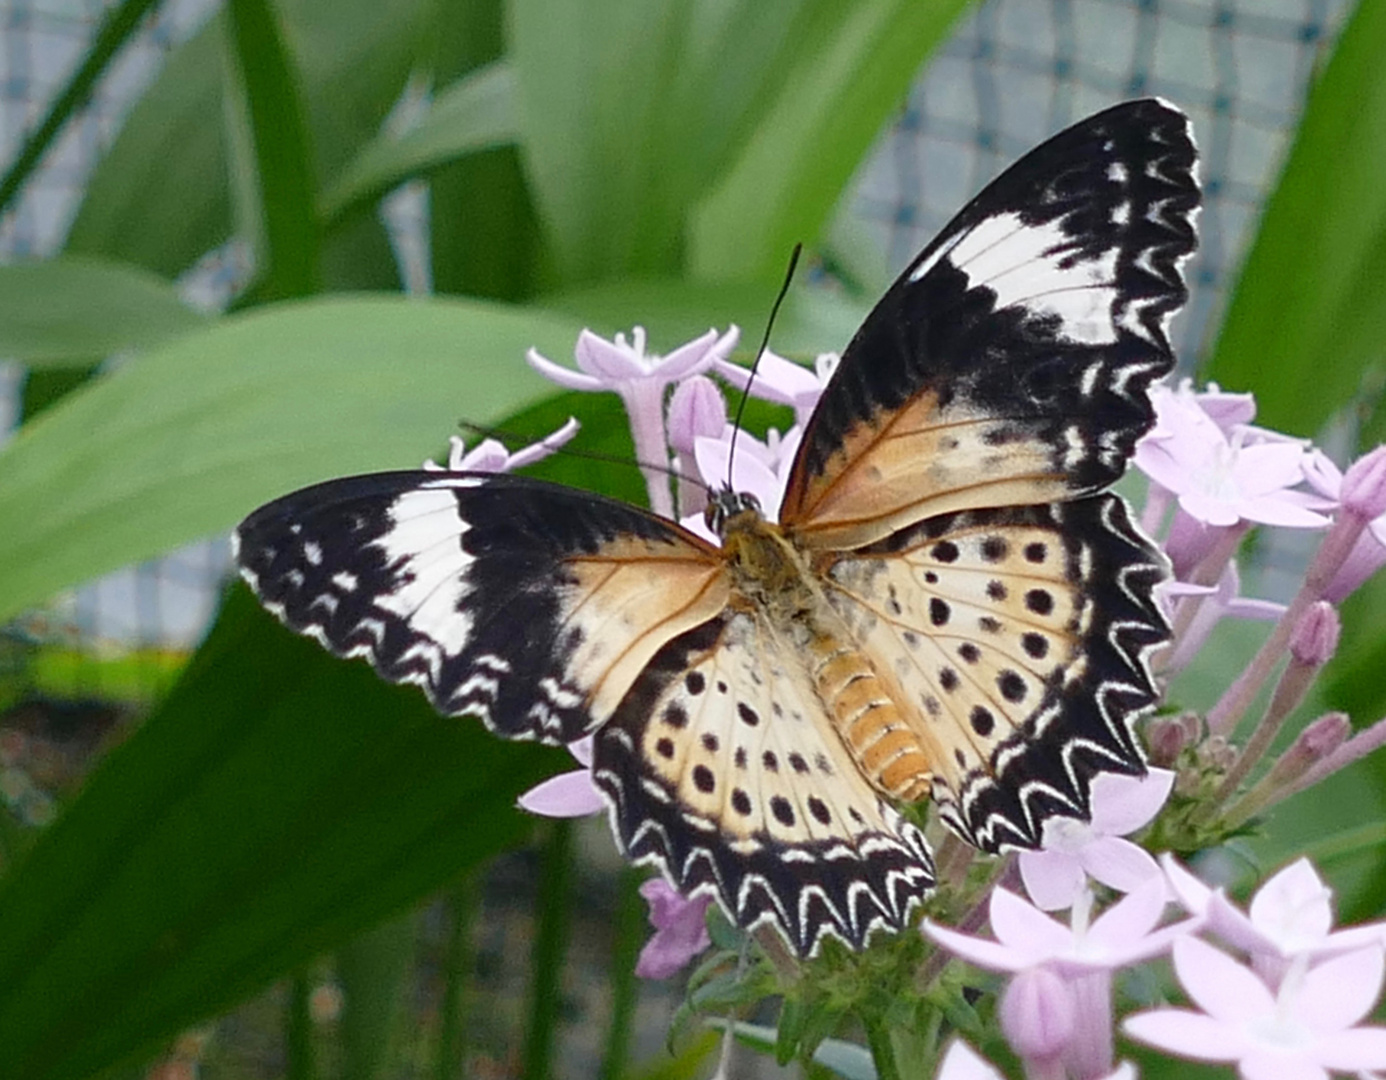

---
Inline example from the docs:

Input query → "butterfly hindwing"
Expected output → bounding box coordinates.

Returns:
[781,98,1199,547]
[234,471,730,743]
[593,611,936,956]
[822,493,1165,851]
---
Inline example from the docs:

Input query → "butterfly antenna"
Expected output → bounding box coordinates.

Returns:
[725,242,802,491]
[453,420,711,495]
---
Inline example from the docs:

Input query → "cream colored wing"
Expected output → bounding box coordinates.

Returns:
[591,608,936,957]
[821,494,1166,852]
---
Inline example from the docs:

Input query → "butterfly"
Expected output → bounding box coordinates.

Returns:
[234,98,1199,957]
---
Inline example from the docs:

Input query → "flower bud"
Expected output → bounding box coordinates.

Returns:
[1000,967,1076,1061]
[1267,712,1351,787]
[1340,445,1386,519]
[1288,601,1340,667]
[1146,712,1199,766]
[666,375,727,454]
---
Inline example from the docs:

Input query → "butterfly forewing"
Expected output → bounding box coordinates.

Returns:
[822,494,1165,851]
[781,98,1198,549]
[593,612,935,955]
[234,471,730,743]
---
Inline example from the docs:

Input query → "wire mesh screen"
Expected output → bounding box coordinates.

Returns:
[0,0,1355,690]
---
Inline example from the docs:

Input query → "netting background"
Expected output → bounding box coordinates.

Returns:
[0,0,1355,681]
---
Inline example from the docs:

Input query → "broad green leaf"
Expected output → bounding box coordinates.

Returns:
[224,0,322,298]
[540,277,870,358]
[509,1,931,284]
[0,586,564,1080]
[1204,0,1386,436]
[66,0,429,276]
[0,296,582,623]
[428,3,544,302]
[63,22,230,275]
[0,257,206,365]
[0,0,160,216]
[322,62,520,227]
[690,0,971,283]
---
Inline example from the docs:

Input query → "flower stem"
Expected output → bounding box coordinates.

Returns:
[523,820,573,1080]
[1205,512,1365,737]
[864,1015,904,1080]
[433,875,479,1080]
[599,867,644,1080]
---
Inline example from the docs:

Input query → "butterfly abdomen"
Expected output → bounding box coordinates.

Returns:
[805,633,934,803]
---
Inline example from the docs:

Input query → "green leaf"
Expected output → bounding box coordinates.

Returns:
[0,257,207,366]
[66,0,429,276]
[338,913,418,1080]
[0,295,582,623]
[0,586,564,1080]
[224,0,322,298]
[689,0,971,283]
[509,0,950,284]
[539,277,870,357]
[321,62,520,227]
[732,1024,878,1080]
[1203,0,1386,436]
[0,0,161,216]
[63,21,231,275]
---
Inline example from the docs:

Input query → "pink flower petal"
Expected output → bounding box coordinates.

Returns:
[1234,442,1311,494]
[693,434,784,515]
[1081,876,1171,962]
[575,327,650,381]
[990,887,1073,959]
[1088,768,1175,834]
[568,734,594,768]
[1080,836,1161,894]
[1123,1008,1248,1061]
[1018,849,1087,910]
[1298,946,1385,1032]
[1248,858,1334,950]
[1239,1049,1328,1080]
[1171,936,1273,1023]
[925,921,1034,972]
[1313,1025,1386,1070]
[935,1039,1006,1080]
[1161,854,1212,915]
[526,346,606,391]
[654,326,738,381]
[516,769,605,817]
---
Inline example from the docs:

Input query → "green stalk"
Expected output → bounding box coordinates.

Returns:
[434,875,480,1080]
[599,867,644,1080]
[286,970,316,1080]
[523,820,573,1080]
[0,0,162,216]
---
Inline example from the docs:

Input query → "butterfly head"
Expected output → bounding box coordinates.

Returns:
[704,487,763,539]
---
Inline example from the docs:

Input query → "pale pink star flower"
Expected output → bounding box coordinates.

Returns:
[1135,383,1329,530]
[714,349,838,428]
[1163,856,1386,991]
[1018,768,1175,911]
[515,735,604,817]
[422,417,580,473]
[634,879,713,979]
[1124,936,1386,1080]
[928,878,1198,1080]
[527,326,739,517]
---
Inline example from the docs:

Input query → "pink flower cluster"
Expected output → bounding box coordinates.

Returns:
[433,328,1386,1077]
